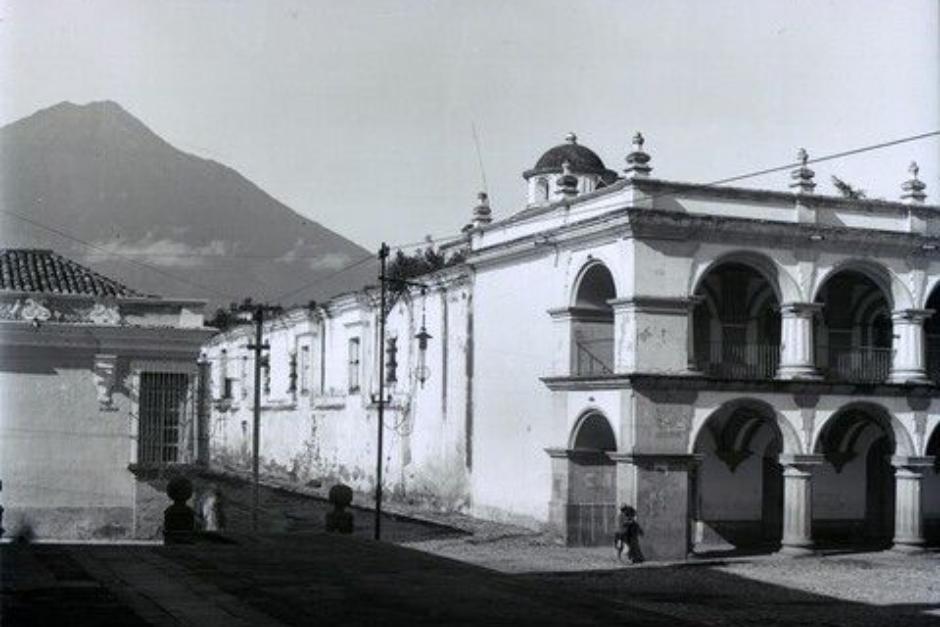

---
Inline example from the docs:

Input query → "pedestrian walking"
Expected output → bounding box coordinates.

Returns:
[614,504,645,564]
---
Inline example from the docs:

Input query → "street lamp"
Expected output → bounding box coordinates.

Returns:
[373,243,430,541]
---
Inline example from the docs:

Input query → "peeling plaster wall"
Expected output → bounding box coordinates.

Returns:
[205,281,472,512]
[0,353,135,539]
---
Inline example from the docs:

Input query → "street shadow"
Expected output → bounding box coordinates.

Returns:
[518,558,940,627]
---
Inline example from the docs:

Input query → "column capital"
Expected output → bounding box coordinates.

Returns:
[607,296,697,315]
[607,451,702,470]
[779,453,825,471]
[779,302,824,317]
[890,455,935,472]
[891,308,935,324]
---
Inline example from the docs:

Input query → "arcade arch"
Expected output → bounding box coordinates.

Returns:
[570,262,616,376]
[814,270,893,383]
[691,261,781,379]
[691,400,793,552]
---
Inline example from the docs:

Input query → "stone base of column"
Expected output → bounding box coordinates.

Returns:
[887,369,930,385]
[891,539,927,554]
[777,542,815,557]
[776,365,822,381]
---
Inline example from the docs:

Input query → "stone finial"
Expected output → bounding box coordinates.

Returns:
[789,147,816,194]
[624,131,652,178]
[325,484,354,534]
[163,476,196,544]
[472,191,492,227]
[556,160,579,197]
[565,131,578,144]
[901,160,927,204]
[633,132,645,150]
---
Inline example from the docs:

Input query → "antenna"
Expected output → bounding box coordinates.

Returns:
[471,122,489,196]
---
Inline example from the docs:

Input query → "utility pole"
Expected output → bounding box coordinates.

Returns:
[246,305,271,534]
[372,243,428,542]
[374,243,389,541]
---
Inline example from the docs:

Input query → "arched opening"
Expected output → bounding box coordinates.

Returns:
[571,412,617,450]
[925,425,940,546]
[813,406,896,547]
[924,286,940,383]
[536,177,550,203]
[692,402,786,554]
[571,263,616,376]
[814,269,892,382]
[567,411,617,546]
[692,262,780,379]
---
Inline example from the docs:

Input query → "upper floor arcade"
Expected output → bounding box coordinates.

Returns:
[544,246,940,389]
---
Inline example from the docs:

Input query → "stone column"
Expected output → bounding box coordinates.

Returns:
[778,454,823,555]
[609,297,695,375]
[888,309,932,384]
[545,448,572,541]
[891,456,934,552]
[547,308,575,377]
[609,452,700,561]
[777,303,822,380]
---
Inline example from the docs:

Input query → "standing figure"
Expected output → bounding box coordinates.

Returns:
[614,504,645,564]
[199,485,226,532]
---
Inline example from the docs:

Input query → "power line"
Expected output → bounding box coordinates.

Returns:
[0,208,240,300]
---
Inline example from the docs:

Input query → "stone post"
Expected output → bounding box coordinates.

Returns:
[888,309,932,384]
[778,454,823,555]
[545,448,573,541]
[547,308,575,377]
[609,452,699,561]
[891,456,933,552]
[777,303,822,380]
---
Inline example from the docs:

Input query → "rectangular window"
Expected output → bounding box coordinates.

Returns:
[139,372,189,464]
[299,346,310,393]
[348,337,361,393]
[223,377,235,400]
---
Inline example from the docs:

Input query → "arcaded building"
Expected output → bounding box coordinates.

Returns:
[205,133,939,561]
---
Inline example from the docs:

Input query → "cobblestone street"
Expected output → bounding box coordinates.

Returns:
[3,479,939,625]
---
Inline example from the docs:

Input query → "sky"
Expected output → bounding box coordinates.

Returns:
[1,0,938,251]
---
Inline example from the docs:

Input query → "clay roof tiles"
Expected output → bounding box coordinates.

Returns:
[0,249,144,297]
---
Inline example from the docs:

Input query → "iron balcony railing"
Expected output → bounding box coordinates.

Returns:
[695,341,780,380]
[823,346,892,383]
[574,338,614,377]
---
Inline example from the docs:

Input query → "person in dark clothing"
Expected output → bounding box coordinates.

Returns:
[614,504,645,563]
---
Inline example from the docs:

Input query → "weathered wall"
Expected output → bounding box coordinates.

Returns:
[0,348,135,540]
[205,280,472,512]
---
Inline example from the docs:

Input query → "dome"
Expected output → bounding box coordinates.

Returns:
[523,132,616,183]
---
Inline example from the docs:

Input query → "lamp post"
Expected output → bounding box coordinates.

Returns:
[372,243,431,541]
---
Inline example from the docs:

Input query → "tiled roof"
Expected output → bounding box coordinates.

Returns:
[0,249,144,297]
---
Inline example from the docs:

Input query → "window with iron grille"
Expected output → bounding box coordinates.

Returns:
[348,337,360,393]
[299,345,310,393]
[138,372,191,464]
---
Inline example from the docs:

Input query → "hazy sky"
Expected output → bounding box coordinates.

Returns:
[2,0,938,250]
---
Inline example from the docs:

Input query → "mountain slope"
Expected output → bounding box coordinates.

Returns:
[0,101,376,310]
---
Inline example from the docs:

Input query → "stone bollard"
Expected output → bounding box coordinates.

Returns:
[325,484,354,534]
[163,476,196,544]
[198,485,226,532]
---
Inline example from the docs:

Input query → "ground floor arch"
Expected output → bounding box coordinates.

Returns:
[547,410,618,546]
[691,401,788,552]
[925,425,940,545]
[811,405,898,546]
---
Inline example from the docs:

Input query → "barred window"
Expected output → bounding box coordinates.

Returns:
[299,346,310,393]
[138,372,191,464]
[348,337,360,393]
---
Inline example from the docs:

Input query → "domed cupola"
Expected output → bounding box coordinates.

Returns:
[522,132,618,206]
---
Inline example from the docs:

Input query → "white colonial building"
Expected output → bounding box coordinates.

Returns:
[0,249,213,540]
[204,133,940,561]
